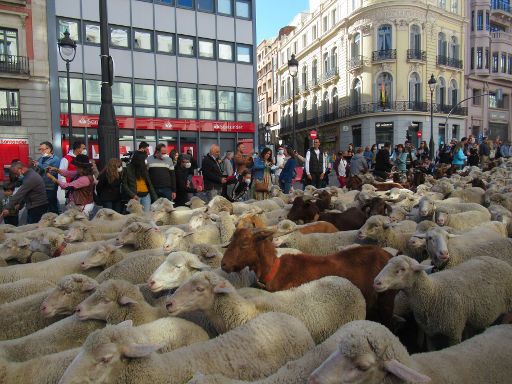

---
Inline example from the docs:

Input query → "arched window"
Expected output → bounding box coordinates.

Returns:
[331,47,338,71]
[312,59,318,84]
[450,36,459,59]
[331,87,338,117]
[437,77,446,106]
[376,72,393,108]
[302,65,308,88]
[438,32,447,57]
[351,33,361,58]
[377,24,392,51]
[312,95,318,121]
[409,72,422,106]
[449,79,458,106]
[351,78,362,109]
[302,100,308,123]
[322,91,329,116]
[323,52,329,74]
[410,25,421,51]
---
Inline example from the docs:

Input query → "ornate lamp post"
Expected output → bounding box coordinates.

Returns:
[58,30,77,145]
[288,54,298,150]
[428,74,437,159]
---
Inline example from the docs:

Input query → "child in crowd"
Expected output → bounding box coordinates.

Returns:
[0,183,19,226]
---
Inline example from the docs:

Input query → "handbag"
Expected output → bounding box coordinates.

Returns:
[254,179,270,192]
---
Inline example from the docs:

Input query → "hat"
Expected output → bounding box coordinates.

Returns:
[71,154,92,168]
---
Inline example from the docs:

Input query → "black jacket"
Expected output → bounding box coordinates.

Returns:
[96,172,122,203]
[374,149,393,172]
[202,154,223,190]
[175,167,196,206]
[121,164,158,202]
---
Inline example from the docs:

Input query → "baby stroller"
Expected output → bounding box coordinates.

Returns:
[222,172,250,202]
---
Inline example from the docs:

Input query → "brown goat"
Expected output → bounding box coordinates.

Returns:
[236,214,266,229]
[287,196,320,223]
[312,190,332,212]
[222,228,396,326]
[298,221,338,234]
[318,207,367,231]
[361,197,392,217]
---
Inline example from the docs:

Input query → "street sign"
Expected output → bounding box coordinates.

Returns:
[417,130,422,138]
[310,130,317,139]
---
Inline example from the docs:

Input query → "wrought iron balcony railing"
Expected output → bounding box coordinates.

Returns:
[372,49,397,62]
[437,55,463,69]
[0,108,21,126]
[407,49,427,61]
[0,54,30,75]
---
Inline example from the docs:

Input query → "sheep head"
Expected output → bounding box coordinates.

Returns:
[373,255,433,292]
[59,321,161,384]
[188,212,214,230]
[81,243,121,270]
[0,237,32,263]
[357,215,392,241]
[148,251,210,292]
[65,222,90,242]
[162,227,186,253]
[37,212,58,228]
[126,199,145,215]
[309,321,430,384]
[54,209,88,227]
[417,228,459,268]
[206,195,234,215]
[40,274,98,318]
[115,222,148,246]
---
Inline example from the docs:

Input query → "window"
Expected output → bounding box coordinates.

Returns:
[199,88,216,120]
[134,84,154,106]
[331,9,337,25]
[301,65,308,87]
[58,19,80,42]
[323,52,329,73]
[178,87,197,118]
[84,22,100,45]
[408,73,422,104]
[473,89,481,105]
[485,48,489,69]
[237,91,252,121]
[502,53,507,73]
[0,28,18,56]
[177,0,194,8]
[410,25,421,51]
[509,55,512,75]
[438,32,447,57]
[471,11,474,31]
[489,92,498,108]
[449,79,457,106]
[323,16,328,33]
[492,52,499,72]
[218,42,234,61]
[331,47,337,70]
[178,36,195,56]
[156,33,174,54]
[377,24,392,51]
[218,0,233,15]
[451,0,458,13]
[236,44,252,63]
[351,79,361,108]
[439,0,446,8]
[236,0,251,18]
[59,77,84,113]
[477,47,483,69]
[197,0,214,12]
[0,89,19,110]
[449,36,459,59]
[376,72,393,107]
[218,89,235,120]
[477,10,483,30]
[332,88,338,117]
[85,79,101,103]
[133,30,152,51]
[302,34,307,48]
[157,85,177,118]
[437,77,446,106]
[293,41,297,55]
[112,82,132,105]
[351,32,360,58]
[486,11,490,30]
[312,25,317,40]
[312,59,317,83]
[110,26,130,48]
[198,39,215,59]
[156,0,175,4]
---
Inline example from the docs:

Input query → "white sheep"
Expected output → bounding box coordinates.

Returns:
[92,207,125,221]
[63,222,119,243]
[167,272,366,343]
[114,222,165,250]
[185,196,207,209]
[151,199,207,225]
[357,216,417,253]
[0,278,55,305]
[433,208,491,230]
[273,230,359,255]
[58,312,315,384]
[374,255,512,348]
[488,203,512,235]
[30,231,112,258]
[417,196,489,219]
[309,321,512,384]
[94,252,167,284]
[448,186,486,204]
[53,208,89,228]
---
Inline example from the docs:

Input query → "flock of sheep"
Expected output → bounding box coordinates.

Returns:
[0,160,512,384]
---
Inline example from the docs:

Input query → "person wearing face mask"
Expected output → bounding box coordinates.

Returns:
[147,144,176,201]
[32,141,61,214]
[278,147,296,194]
[174,154,203,206]
[1,161,48,224]
[96,158,124,213]
[59,141,86,183]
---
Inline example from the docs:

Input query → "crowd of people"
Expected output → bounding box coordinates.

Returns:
[1,134,510,226]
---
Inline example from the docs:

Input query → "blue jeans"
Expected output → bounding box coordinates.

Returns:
[279,180,291,194]
[46,188,60,214]
[155,187,173,201]
[139,194,151,212]
[102,200,123,213]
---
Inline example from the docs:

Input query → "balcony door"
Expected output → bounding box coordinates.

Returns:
[377,25,392,51]
[0,29,18,57]
[410,25,421,51]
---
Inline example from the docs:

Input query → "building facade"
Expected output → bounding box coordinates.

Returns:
[47,0,257,162]
[0,0,51,175]
[278,0,467,155]
[466,0,512,142]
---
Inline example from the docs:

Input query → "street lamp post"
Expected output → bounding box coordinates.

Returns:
[58,30,77,146]
[288,54,298,150]
[428,74,437,160]
[264,122,271,146]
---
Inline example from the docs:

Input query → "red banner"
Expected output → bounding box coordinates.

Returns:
[60,114,255,133]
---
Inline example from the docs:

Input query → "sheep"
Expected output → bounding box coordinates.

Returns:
[94,252,167,284]
[114,222,165,250]
[0,212,58,234]
[53,208,89,227]
[0,250,102,284]
[485,191,512,211]
[433,208,491,230]
[189,243,224,262]
[92,207,125,221]
[448,186,486,204]
[309,321,512,384]
[40,274,98,318]
[417,196,489,219]
[273,230,360,256]
[30,231,112,258]
[0,315,105,362]
[0,278,55,305]
[488,203,512,235]
[374,255,512,348]
[357,216,417,250]
[167,272,366,344]
[0,348,80,384]
[151,199,207,225]
[0,228,63,264]
[58,312,315,384]
[75,279,167,325]
[274,219,339,235]
[0,289,61,340]
[419,226,512,269]
[64,222,119,243]
[125,198,148,216]
[186,196,207,209]
[148,251,256,292]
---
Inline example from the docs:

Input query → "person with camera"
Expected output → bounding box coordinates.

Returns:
[31,141,61,214]
[46,154,96,218]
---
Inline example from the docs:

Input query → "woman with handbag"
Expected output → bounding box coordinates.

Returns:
[253,147,273,201]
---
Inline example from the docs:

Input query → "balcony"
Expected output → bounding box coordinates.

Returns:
[372,49,397,62]
[348,56,364,70]
[436,55,463,69]
[0,54,30,75]
[491,0,511,14]
[321,67,338,83]
[279,93,291,103]
[0,108,21,126]
[407,49,427,62]
[337,101,467,118]
[491,31,512,44]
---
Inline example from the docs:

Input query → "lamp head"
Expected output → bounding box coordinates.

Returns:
[288,54,299,78]
[58,30,77,62]
[428,74,437,92]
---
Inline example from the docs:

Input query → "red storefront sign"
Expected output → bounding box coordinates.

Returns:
[60,114,255,133]
[0,139,29,181]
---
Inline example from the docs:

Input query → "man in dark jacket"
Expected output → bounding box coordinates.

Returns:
[374,142,393,179]
[1,161,48,224]
[147,144,176,201]
[479,138,490,167]
[202,144,226,201]
[305,139,327,188]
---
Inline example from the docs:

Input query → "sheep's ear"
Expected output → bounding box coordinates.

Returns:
[188,259,210,271]
[383,360,431,383]
[213,281,235,294]
[411,263,434,273]
[447,233,460,238]
[122,343,161,358]
[118,296,138,306]
[414,233,427,239]
[118,320,133,328]
[252,228,275,242]
[81,280,98,293]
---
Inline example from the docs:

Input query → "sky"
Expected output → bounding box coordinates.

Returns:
[256,0,310,43]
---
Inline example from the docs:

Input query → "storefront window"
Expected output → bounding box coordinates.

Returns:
[178,87,197,119]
